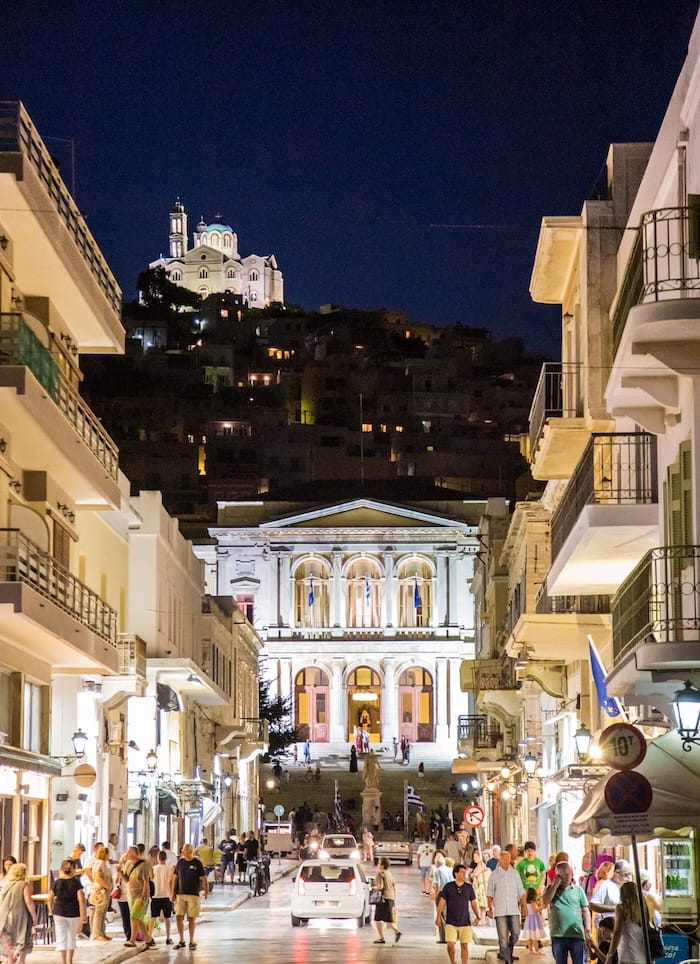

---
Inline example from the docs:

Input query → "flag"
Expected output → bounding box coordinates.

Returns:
[413,577,421,609]
[588,635,624,718]
[406,784,425,810]
[334,780,343,827]
[308,577,315,607]
[365,575,370,604]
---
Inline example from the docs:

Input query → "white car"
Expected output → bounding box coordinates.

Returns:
[319,833,361,861]
[291,858,371,927]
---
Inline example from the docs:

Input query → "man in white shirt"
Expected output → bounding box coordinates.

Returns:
[417,837,436,895]
[486,849,526,964]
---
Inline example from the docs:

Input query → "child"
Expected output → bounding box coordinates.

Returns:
[587,916,617,964]
[522,886,546,955]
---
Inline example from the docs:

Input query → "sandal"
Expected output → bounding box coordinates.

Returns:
[373,939,386,943]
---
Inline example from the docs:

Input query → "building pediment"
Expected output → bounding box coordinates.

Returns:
[259,499,472,531]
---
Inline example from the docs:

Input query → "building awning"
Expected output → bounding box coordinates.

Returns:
[0,744,62,778]
[451,757,505,775]
[158,789,181,816]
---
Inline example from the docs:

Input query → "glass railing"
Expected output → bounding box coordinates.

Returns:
[0,101,121,315]
[612,545,700,664]
[528,362,582,460]
[550,432,657,562]
[0,313,119,480]
[0,528,118,646]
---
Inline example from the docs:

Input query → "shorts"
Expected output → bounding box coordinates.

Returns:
[174,894,201,918]
[420,866,430,879]
[445,924,473,945]
[150,897,172,919]
[374,898,395,923]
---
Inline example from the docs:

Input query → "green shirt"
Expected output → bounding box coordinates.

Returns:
[516,855,546,890]
[549,884,588,939]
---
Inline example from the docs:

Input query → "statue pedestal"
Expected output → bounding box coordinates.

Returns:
[361,787,382,831]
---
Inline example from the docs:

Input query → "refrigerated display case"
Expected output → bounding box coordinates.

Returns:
[660,836,698,926]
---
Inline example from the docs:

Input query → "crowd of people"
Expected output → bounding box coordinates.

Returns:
[406,832,663,964]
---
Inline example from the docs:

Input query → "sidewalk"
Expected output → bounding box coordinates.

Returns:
[29,859,298,964]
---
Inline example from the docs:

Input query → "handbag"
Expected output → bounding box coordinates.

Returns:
[110,885,122,900]
[647,924,664,960]
[369,889,384,905]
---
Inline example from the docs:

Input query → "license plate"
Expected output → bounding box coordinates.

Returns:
[313,900,340,907]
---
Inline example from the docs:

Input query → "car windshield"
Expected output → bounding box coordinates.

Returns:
[300,864,356,883]
[323,836,355,846]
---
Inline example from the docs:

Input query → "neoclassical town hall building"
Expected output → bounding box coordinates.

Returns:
[193,493,484,747]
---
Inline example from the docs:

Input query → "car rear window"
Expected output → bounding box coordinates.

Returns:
[300,865,356,883]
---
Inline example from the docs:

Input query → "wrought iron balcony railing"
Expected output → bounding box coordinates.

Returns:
[612,545,700,664]
[0,313,119,480]
[550,432,658,563]
[0,528,118,646]
[535,586,611,615]
[0,101,121,315]
[613,206,700,352]
[457,714,503,748]
[528,362,582,461]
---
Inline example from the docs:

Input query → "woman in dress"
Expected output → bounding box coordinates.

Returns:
[349,745,358,772]
[89,846,113,942]
[469,850,491,924]
[0,863,36,964]
[48,860,86,964]
[371,857,401,946]
[522,886,546,955]
[604,880,646,964]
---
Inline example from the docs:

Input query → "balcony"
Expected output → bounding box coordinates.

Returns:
[0,101,123,353]
[216,719,270,761]
[547,433,658,596]
[504,589,611,665]
[610,546,700,693]
[456,714,504,763]
[0,313,120,507]
[609,207,700,425]
[529,362,590,479]
[0,527,119,673]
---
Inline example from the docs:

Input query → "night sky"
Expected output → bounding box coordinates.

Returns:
[4,0,699,354]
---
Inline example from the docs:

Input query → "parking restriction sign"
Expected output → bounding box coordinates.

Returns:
[463,804,485,828]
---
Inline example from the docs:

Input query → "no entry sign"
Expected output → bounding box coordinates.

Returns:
[463,804,485,827]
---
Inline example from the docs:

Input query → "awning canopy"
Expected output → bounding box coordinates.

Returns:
[158,789,181,816]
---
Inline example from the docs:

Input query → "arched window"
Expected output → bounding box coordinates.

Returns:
[227,268,236,279]
[223,233,232,248]
[210,233,219,247]
[345,558,381,628]
[249,269,259,282]
[396,558,432,627]
[294,558,330,628]
[171,270,181,282]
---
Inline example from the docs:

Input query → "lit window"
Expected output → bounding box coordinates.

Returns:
[362,423,372,433]
[395,425,403,433]
[380,424,387,433]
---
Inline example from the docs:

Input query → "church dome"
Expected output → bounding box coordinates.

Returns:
[204,221,234,233]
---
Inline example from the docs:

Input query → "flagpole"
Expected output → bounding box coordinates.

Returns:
[404,780,408,835]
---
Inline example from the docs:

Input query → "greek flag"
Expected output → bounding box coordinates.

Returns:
[308,577,315,607]
[588,635,624,718]
[413,577,421,609]
[365,575,370,604]
[334,781,343,828]
[406,784,425,810]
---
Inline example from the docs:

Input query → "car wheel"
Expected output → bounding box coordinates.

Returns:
[291,915,301,927]
[405,859,412,865]
[357,911,365,928]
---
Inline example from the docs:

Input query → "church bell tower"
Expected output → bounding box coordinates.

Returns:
[169,199,188,258]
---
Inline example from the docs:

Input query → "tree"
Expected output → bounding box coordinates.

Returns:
[258,676,298,762]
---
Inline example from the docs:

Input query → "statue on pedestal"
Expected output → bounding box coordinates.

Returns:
[363,750,382,789]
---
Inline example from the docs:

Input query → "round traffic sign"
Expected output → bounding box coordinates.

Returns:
[598,723,647,770]
[463,804,485,827]
[273,804,285,817]
[604,770,653,815]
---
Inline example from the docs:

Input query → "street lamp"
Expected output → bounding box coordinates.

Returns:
[146,749,158,773]
[671,680,700,751]
[522,752,537,777]
[574,725,592,759]
[50,728,89,766]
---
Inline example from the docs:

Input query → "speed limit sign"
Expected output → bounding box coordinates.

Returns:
[463,804,485,828]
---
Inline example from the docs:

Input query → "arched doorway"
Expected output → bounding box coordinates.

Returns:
[346,666,381,743]
[398,667,434,743]
[294,667,330,742]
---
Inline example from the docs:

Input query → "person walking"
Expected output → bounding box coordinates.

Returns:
[542,861,591,964]
[218,831,236,884]
[48,860,86,964]
[603,880,647,964]
[125,847,152,946]
[372,856,401,946]
[151,851,173,945]
[435,863,479,964]
[170,844,207,950]
[349,745,358,772]
[522,886,546,955]
[362,827,374,863]
[89,845,112,941]
[0,863,37,964]
[470,850,491,924]
[418,837,437,895]
[431,852,454,944]
[486,848,527,964]
[303,739,311,765]
[516,841,547,895]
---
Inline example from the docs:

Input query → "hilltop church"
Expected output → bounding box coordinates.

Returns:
[149,199,284,307]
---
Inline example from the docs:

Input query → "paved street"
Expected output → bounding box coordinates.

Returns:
[29,859,556,964]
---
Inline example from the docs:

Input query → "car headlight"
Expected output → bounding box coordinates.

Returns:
[319,849,329,860]
[350,849,361,861]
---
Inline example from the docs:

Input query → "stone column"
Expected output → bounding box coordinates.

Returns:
[279,553,291,626]
[330,660,345,742]
[332,551,342,627]
[435,657,448,743]
[382,659,397,744]
[384,551,394,627]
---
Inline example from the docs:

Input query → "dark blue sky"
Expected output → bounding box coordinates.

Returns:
[4,0,699,354]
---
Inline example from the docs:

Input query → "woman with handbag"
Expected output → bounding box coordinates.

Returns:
[89,846,113,941]
[603,880,660,963]
[371,857,401,946]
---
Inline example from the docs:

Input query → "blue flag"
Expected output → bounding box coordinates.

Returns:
[588,636,623,718]
[414,577,421,609]
[308,577,315,607]
[365,575,370,603]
